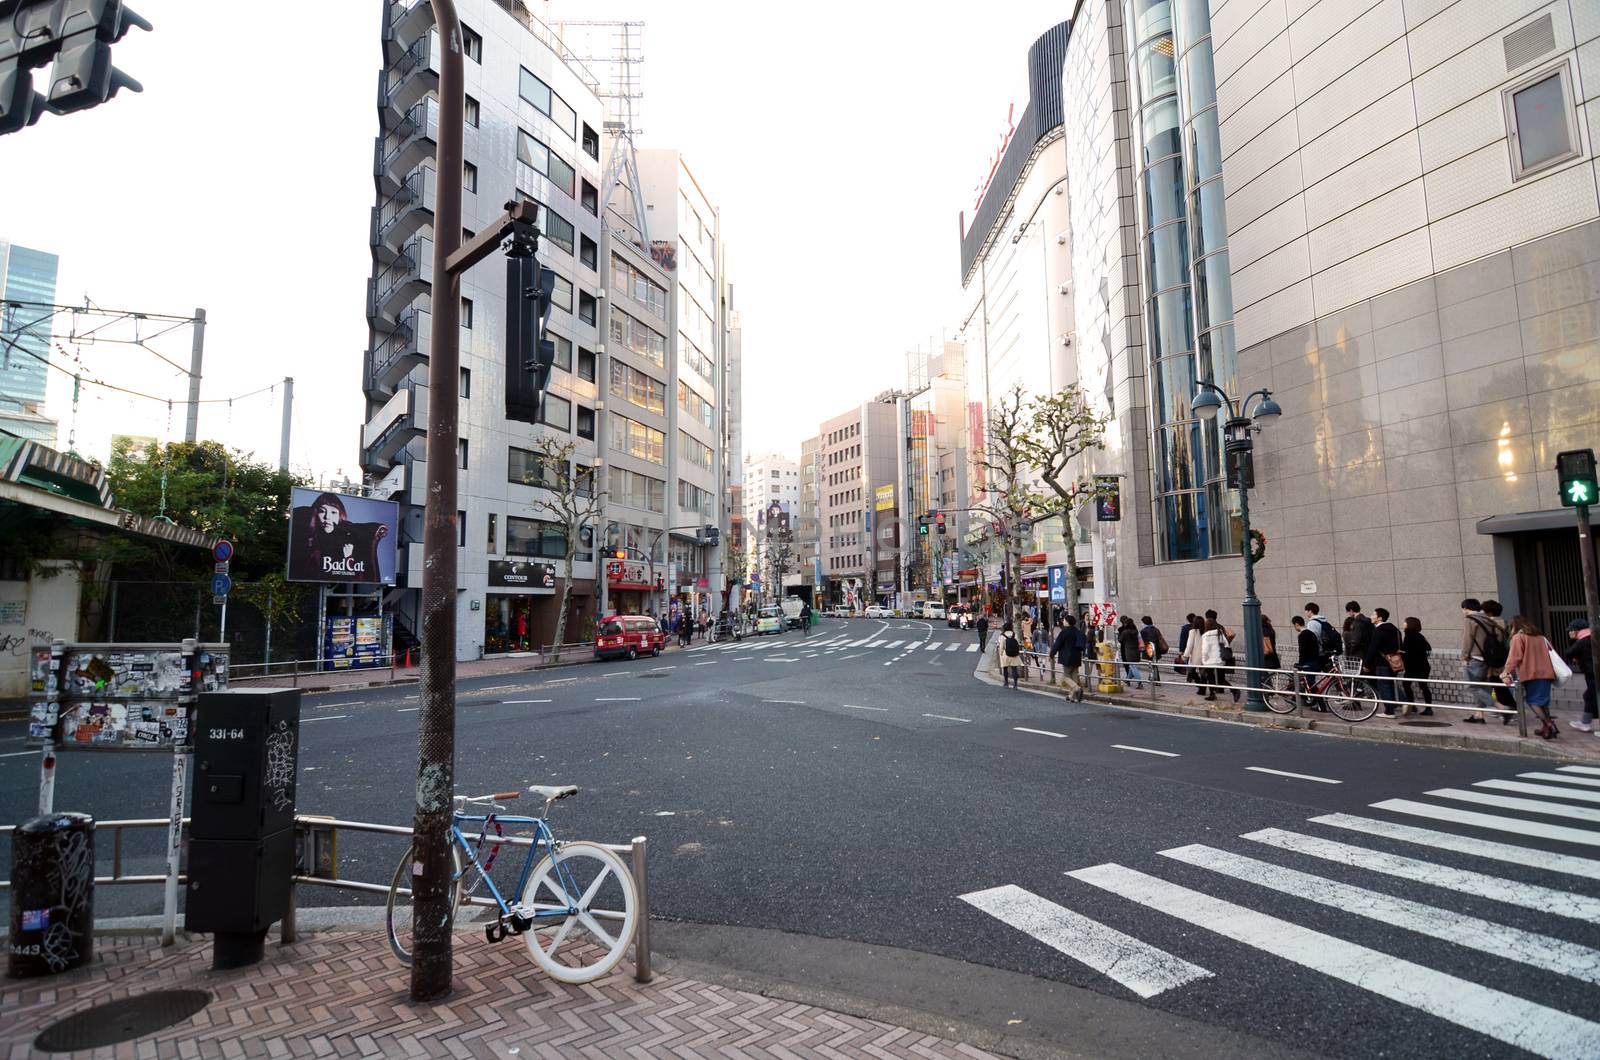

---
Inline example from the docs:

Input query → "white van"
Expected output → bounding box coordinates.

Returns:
[924,602,947,621]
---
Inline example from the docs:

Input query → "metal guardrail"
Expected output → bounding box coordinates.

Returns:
[228,654,410,684]
[0,813,652,983]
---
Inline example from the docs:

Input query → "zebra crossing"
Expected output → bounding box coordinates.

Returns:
[960,763,1600,1058]
[684,632,981,659]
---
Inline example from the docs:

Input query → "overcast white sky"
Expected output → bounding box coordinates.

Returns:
[0,1,1066,479]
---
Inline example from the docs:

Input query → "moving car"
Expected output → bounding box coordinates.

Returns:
[946,604,971,628]
[863,604,892,618]
[924,602,947,621]
[829,605,854,618]
[595,614,667,660]
[755,606,785,635]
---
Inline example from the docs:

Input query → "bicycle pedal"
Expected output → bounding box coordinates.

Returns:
[485,923,503,944]
[509,913,532,933]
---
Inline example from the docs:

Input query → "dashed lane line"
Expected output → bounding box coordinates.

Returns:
[694,661,717,666]
[302,715,349,723]
[923,713,971,723]
[762,699,806,704]
[1246,766,1340,785]
[502,699,553,704]
[1,749,40,758]
[1112,744,1179,758]
[1014,727,1069,739]
[842,704,888,711]
[595,697,641,702]
[398,707,419,713]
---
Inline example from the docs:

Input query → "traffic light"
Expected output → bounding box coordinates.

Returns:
[1,0,150,135]
[1557,449,1598,508]
[504,214,557,424]
[703,525,720,547]
[935,511,946,535]
[917,517,929,536]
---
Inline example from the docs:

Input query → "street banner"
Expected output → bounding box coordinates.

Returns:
[874,484,895,511]
[286,488,398,585]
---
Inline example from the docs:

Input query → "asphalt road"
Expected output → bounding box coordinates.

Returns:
[4,616,1598,1059]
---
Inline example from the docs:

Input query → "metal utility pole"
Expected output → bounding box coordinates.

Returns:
[185,308,205,442]
[408,0,545,999]
[278,377,293,472]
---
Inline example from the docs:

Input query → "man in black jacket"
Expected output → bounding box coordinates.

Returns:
[1054,617,1086,702]
[976,612,990,654]
[1367,606,1403,715]
[1343,601,1374,668]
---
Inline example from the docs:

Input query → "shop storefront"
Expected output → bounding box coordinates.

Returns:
[483,559,555,655]
[606,558,663,617]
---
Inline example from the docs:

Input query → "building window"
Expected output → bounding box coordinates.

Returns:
[609,309,666,368]
[576,404,595,440]
[506,516,573,559]
[582,122,599,160]
[1505,62,1581,180]
[577,347,596,382]
[579,290,596,326]
[612,255,668,320]
[463,161,477,192]
[518,67,577,139]
[581,179,598,216]
[680,431,714,471]
[458,438,469,469]
[575,464,595,497]
[678,381,714,428]
[461,296,473,329]
[462,24,481,62]
[541,393,573,431]
[612,467,665,513]
[580,235,598,270]
[550,333,573,372]
[457,510,467,547]
[516,129,575,197]
[523,197,575,255]
[609,360,667,415]
[465,94,480,128]
[487,512,496,553]
[459,366,471,398]
[608,413,666,464]
[550,273,573,312]
[509,445,567,489]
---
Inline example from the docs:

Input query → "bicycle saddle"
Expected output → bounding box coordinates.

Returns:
[529,784,578,801]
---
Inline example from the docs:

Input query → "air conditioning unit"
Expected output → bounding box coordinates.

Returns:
[596,288,607,299]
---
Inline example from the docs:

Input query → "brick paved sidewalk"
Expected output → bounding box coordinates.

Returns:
[1,931,1000,1059]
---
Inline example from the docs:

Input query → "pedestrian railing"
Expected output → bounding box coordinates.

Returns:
[0,813,653,983]
[229,654,410,685]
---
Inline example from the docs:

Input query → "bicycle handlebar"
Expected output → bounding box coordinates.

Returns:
[455,791,522,805]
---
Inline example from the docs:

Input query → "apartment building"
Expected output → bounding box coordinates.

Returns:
[817,400,900,607]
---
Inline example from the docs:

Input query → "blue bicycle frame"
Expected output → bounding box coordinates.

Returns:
[450,811,584,924]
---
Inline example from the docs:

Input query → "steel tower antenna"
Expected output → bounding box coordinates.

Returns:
[556,18,649,247]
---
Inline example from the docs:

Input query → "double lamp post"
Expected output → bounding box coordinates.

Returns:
[1192,381,1281,712]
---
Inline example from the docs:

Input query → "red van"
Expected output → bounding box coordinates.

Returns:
[595,614,667,660]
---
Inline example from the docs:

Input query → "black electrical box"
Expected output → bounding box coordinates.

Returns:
[190,687,300,841]
[185,830,295,934]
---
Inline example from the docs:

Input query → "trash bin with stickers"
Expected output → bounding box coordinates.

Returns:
[7,812,95,978]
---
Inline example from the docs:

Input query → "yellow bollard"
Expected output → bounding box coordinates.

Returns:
[1096,639,1123,694]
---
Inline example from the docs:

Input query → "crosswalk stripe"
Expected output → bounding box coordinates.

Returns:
[1561,766,1600,776]
[1521,772,1600,789]
[1313,812,1600,879]
[849,638,872,647]
[866,640,885,647]
[884,640,903,649]
[1369,799,1600,849]
[1427,788,1600,824]
[967,643,979,652]
[924,643,940,651]
[945,642,959,651]
[1162,844,1600,984]
[1068,862,1600,1059]
[1243,828,1600,924]
[1477,779,1600,805]
[958,884,1211,999]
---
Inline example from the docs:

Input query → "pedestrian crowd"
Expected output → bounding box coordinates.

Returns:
[983,597,1597,737]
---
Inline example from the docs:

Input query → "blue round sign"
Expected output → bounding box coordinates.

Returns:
[210,573,232,596]
[212,539,234,563]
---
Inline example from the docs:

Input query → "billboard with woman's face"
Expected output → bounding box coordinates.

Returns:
[286,488,399,584]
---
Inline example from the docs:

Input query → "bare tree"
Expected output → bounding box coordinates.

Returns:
[522,434,604,662]
[971,384,1034,633]
[1017,385,1110,622]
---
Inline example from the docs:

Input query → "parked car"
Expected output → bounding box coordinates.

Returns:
[595,614,667,660]
[755,606,785,635]
[829,605,854,618]
[863,604,892,618]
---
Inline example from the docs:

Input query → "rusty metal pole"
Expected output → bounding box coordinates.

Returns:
[410,0,465,1003]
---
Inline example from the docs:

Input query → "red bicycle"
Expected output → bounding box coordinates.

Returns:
[1263,657,1380,722]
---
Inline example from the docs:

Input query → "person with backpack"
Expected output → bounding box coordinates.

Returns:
[1482,599,1518,722]
[1503,615,1562,739]
[1053,615,1086,702]
[1140,615,1167,688]
[1460,597,1505,723]
[1343,601,1374,669]
[1303,602,1343,664]
[1566,619,1596,734]
[1000,622,1023,689]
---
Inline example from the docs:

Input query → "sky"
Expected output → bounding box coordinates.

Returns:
[0,0,1068,479]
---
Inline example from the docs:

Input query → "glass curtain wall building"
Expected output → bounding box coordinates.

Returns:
[0,241,60,414]
[1123,0,1237,561]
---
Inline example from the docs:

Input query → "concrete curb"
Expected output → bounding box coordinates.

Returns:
[973,642,1591,762]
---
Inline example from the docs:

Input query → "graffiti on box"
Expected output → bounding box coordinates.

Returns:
[27,645,228,750]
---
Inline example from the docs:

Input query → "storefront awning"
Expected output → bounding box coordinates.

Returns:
[1476,509,1580,535]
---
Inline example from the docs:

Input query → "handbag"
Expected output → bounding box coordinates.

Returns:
[1549,640,1573,687]
[1383,651,1405,673]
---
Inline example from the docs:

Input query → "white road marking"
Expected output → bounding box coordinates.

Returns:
[842,703,887,712]
[1112,744,1179,758]
[694,661,717,666]
[502,699,552,705]
[945,642,959,651]
[318,701,362,709]
[967,643,979,652]
[1162,843,1600,984]
[959,884,1211,999]
[1,749,40,758]
[841,653,864,660]
[762,699,806,705]
[1014,727,1069,739]
[924,643,940,651]
[1426,788,1600,824]
[884,640,904,649]
[1244,827,1600,924]
[1369,799,1600,849]
[1245,766,1340,785]
[302,715,349,723]
[1523,772,1600,789]
[649,665,677,671]
[398,707,419,713]
[866,640,886,647]
[1560,766,1600,776]
[595,697,640,702]
[766,657,799,663]
[546,678,578,684]
[1315,812,1600,879]
[923,713,971,723]
[1477,779,1600,804]
[1069,862,1600,1059]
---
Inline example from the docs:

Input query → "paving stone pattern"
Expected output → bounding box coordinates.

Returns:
[1,932,1000,1059]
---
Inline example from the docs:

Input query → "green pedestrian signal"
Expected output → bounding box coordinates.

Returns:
[1557,449,1598,509]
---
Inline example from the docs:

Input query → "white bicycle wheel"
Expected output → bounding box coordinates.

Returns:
[520,841,637,984]
[386,843,464,965]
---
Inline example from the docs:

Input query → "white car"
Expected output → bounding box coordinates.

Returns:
[863,604,892,618]
[829,605,853,618]
[755,607,784,635]
[924,602,947,621]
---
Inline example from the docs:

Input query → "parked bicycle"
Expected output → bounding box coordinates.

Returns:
[1262,657,1381,721]
[386,785,638,983]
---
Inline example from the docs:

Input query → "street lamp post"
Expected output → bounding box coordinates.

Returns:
[1191,381,1282,712]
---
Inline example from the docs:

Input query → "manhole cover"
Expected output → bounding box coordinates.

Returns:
[1399,720,1452,728]
[35,990,211,1052]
